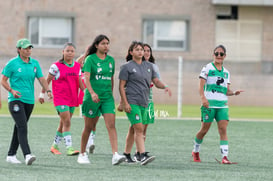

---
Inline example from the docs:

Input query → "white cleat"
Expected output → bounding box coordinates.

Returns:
[77,152,90,164]
[6,155,22,164]
[112,152,126,165]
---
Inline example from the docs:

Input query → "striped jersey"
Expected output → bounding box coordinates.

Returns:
[199,62,230,108]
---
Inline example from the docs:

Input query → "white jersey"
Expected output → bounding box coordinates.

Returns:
[199,62,230,108]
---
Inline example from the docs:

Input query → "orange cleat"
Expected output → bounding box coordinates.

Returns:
[192,151,201,162]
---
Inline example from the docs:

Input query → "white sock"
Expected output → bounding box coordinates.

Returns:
[220,145,228,158]
[64,135,72,148]
[193,140,201,153]
[87,133,95,147]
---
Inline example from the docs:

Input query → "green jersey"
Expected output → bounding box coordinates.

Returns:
[2,55,44,104]
[83,54,115,100]
[199,62,230,108]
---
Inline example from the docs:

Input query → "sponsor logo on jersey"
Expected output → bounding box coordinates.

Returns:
[97,63,101,67]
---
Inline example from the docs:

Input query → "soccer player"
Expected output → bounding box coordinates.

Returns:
[1,38,52,165]
[119,41,171,165]
[192,45,243,164]
[77,34,125,165]
[39,42,84,156]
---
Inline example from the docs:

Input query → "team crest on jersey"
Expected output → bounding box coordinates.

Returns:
[147,68,151,72]
[135,114,140,120]
[132,68,137,73]
[13,104,20,112]
[224,72,228,78]
[18,68,21,72]
[97,68,102,73]
[89,109,93,115]
[34,67,37,73]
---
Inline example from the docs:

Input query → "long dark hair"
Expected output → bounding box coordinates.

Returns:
[84,34,110,58]
[142,43,155,63]
[58,42,76,63]
[125,41,144,62]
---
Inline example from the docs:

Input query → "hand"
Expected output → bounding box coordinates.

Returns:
[47,92,53,100]
[234,90,244,96]
[91,92,100,103]
[124,103,131,113]
[11,90,21,98]
[201,97,209,108]
[165,87,172,96]
[117,103,124,112]
[39,97,44,104]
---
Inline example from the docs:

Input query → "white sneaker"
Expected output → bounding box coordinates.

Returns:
[25,154,36,165]
[112,152,126,165]
[77,152,90,164]
[6,155,21,164]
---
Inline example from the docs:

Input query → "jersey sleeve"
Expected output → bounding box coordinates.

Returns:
[1,61,13,78]
[119,63,128,81]
[152,64,160,79]
[35,61,44,78]
[199,65,208,80]
[49,64,59,77]
[83,56,92,73]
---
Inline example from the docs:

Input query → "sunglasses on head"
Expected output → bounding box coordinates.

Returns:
[214,52,225,57]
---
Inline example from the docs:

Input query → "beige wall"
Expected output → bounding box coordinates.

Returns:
[1,1,273,107]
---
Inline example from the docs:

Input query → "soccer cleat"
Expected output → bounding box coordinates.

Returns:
[25,154,36,165]
[133,152,141,162]
[50,145,62,155]
[112,152,126,165]
[215,156,238,164]
[77,152,90,164]
[192,151,201,162]
[6,155,22,164]
[66,147,80,156]
[123,153,136,164]
[140,152,155,166]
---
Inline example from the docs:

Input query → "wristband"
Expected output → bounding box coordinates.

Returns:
[164,85,169,88]
[233,91,236,95]
[39,93,45,99]
[46,90,52,93]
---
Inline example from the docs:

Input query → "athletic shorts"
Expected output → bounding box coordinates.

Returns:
[143,101,155,125]
[81,96,115,118]
[55,105,75,113]
[201,106,229,123]
[126,104,147,125]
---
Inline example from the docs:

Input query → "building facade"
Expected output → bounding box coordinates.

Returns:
[1,0,273,107]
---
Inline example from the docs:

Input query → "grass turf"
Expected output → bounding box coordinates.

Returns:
[0,116,272,181]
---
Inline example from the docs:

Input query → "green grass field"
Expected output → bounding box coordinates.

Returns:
[0,115,273,181]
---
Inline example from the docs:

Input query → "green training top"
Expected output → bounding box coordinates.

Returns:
[1,55,43,104]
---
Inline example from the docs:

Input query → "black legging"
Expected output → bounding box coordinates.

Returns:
[8,101,34,157]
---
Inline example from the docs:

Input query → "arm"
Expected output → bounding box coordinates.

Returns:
[38,76,52,102]
[199,78,209,108]
[119,79,131,113]
[79,76,85,91]
[85,72,100,103]
[1,75,21,98]
[39,74,54,104]
[152,77,172,96]
[226,84,244,96]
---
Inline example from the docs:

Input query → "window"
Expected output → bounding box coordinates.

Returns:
[28,17,73,48]
[143,20,188,51]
